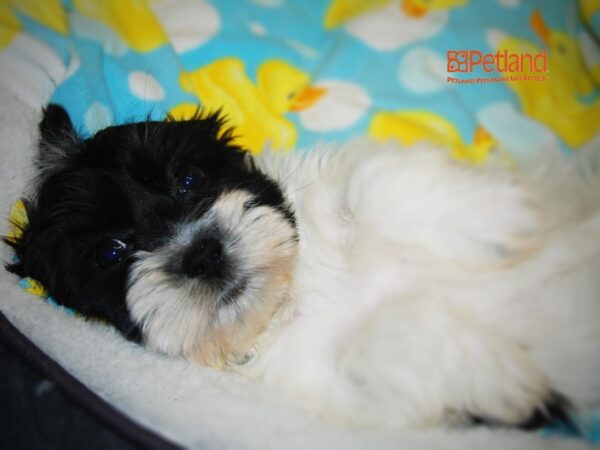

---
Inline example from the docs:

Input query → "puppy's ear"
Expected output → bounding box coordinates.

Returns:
[37,104,81,174]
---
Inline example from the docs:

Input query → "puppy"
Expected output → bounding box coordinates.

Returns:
[7,104,600,429]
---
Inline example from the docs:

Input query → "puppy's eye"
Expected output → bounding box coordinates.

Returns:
[177,172,198,195]
[243,198,258,211]
[96,239,128,267]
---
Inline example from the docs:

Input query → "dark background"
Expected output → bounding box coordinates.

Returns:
[0,342,135,450]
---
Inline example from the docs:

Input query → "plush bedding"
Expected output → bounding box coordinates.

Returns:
[1,0,599,448]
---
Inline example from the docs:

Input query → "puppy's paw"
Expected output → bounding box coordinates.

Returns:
[469,391,571,430]
[483,178,543,260]
[516,393,571,430]
[457,339,558,428]
[445,173,544,269]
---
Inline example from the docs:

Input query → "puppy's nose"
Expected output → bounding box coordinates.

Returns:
[182,237,224,279]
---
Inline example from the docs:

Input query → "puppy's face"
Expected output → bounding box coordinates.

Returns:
[9,105,298,367]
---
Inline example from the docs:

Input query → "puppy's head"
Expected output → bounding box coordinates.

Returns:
[7,105,298,367]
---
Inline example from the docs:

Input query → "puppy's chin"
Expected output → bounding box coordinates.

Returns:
[126,190,298,368]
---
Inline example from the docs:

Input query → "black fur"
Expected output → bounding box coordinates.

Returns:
[468,392,572,431]
[5,104,293,341]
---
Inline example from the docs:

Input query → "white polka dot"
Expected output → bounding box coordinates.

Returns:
[64,46,80,81]
[580,30,600,67]
[476,102,560,163]
[287,39,319,59]
[128,71,165,101]
[249,21,267,36]
[497,0,520,8]
[346,3,447,51]
[85,102,113,134]
[71,12,128,56]
[150,0,220,53]
[250,0,283,7]
[398,48,446,94]
[486,28,510,50]
[298,81,370,131]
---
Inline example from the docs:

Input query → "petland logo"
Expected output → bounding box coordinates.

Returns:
[446,49,549,84]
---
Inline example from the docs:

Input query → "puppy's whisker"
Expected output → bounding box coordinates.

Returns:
[287,179,319,196]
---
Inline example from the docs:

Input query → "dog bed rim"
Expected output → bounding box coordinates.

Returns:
[0,310,183,450]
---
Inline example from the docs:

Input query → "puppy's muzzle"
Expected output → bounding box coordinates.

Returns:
[181,236,225,280]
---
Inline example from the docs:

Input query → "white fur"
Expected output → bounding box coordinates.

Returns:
[128,190,298,367]
[232,139,600,427]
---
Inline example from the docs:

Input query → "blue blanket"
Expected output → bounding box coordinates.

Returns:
[2,0,599,159]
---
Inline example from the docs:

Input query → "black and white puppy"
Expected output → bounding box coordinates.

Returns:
[7,105,600,430]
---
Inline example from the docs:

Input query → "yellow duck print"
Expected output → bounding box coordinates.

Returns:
[324,0,390,28]
[496,10,600,148]
[579,0,600,84]
[530,10,595,96]
[20,278,47,297]
[580,0,600,23]
[399,0,467,18]
[7,200,54,299]
[8,0,67,35]
[172,58,326,153]
[74,0,168,52]
[0,4,21,48]
[6,199,27,244]
[369,111,496,164]
[324,0,467,27]
[1,0,69,48]
[6,200,46,297]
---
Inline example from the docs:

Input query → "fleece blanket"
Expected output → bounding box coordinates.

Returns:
[2,0,600,157]
[1,0,600,447]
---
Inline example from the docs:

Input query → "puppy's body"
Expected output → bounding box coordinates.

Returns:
[243,141,600,427]
[9,106,600,429]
